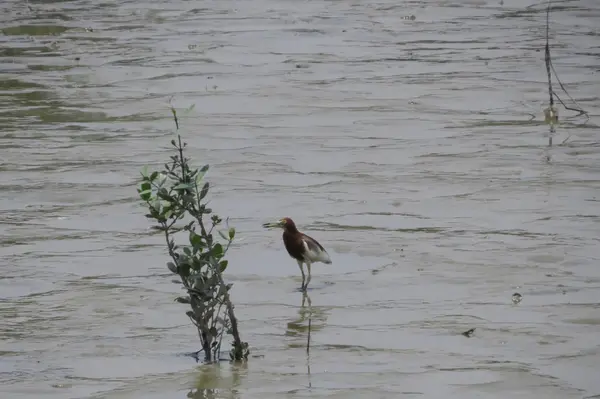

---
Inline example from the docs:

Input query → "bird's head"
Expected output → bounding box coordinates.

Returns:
[262,217,297,232]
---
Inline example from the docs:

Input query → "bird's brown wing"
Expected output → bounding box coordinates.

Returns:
[302,233,326,252]
[301,233,332,264]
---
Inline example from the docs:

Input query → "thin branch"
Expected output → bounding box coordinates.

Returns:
[553,90,589,120]
[545,0,553,110]
[543,0,589,147]
[214,312,227,360]
[170,103,179,130]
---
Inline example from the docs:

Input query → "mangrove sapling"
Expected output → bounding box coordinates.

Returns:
[137,109,248,362]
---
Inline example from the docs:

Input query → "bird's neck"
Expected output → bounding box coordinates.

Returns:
[283,226,299,235]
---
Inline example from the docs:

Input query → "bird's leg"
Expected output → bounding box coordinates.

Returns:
[305,262,312,290]
[297,260,306,291]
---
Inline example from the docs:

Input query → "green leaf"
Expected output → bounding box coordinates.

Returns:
[212,243,224,259]
[157,188,170,200]
[175,296,190,304]
[149,171,158,181]
[199,182,209,200]
[140,181,151,192]
[141,165,149,178]
[183,246,191,256]
[219,259,228,273]
[179,263,191,277]
[167,262,177,274]
[173,183,194,191]
[228,227,235,240]
[195,165,209,184]
[139,189,152,201]
[189,231,203,249]
[190,257,201,270]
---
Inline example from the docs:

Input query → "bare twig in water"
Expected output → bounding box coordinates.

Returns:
[543,0,589,146]
[544,0,557,146]
[544,1,554,109]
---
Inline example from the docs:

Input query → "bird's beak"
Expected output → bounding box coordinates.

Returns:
[262,220,284,229]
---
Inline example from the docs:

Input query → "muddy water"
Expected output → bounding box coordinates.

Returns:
[2,0,600,398]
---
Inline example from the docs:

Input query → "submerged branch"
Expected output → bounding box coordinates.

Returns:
[543,0,589,146]
[544,0,553,111]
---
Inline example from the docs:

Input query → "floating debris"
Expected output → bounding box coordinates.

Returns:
[462,328,475,338]
[512,292,522,305]
[51,384,72,389]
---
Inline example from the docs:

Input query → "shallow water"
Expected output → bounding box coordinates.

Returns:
[1,0,600,398]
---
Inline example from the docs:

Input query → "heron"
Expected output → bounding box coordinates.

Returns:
[262,217,332,291]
